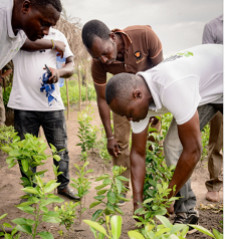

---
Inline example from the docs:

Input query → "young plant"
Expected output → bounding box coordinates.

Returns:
[0,125,19,150]
[134,182,178,227]
[128,215,189,239]
[76,107,97,153]
[0,213,20,239]
[84,215,122,239]
[2,133,50,187]
[55,201,79,237]
[90,166,129,224]
[71,161,93,223]
[12,175,64,239]
[97,127,111,164]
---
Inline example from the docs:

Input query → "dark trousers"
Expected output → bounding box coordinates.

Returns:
[14,110,70,189]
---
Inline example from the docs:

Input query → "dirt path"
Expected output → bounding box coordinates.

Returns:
[0,102,223,238]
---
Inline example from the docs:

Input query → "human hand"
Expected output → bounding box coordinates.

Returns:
[167,202,174,215]
[44,66,59,84]
[54,40,66,58]
[107,137,121,157]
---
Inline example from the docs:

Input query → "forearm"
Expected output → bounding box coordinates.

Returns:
[97,97,113,138]
[131,150,146,207]
[168,149,201,198]
[22,39,53,51]
[57,61,74,78]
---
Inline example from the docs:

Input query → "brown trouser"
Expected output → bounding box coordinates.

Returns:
[112,113,131,187]
[205,112,223,192]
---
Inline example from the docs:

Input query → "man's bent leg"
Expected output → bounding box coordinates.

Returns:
[205,112,223,194]
[113,112,131,188]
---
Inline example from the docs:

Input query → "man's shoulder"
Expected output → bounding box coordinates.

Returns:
[123,25,152,34]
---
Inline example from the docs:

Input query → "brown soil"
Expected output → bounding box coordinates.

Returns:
[0,102,223,238]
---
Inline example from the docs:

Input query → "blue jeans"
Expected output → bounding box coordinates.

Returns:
[14,110,70,189]
[164,103,223,214]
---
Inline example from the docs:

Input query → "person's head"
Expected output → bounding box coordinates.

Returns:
[13,0,62,41]
[81,19,117,64]
[105,73,150,122]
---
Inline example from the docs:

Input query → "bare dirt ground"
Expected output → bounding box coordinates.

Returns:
[0,102,223,238]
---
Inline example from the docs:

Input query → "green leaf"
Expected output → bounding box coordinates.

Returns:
[22,187,39,195]
[16,224,32,234]
[42,211,61,224]
[16,205,35,214]
[156,215,172,228]
[97,189,107,195]
[0,213,8,220]
[115,179,122,194]
[111,215,122,239]
[128,230,145,239]
[188,224,215,237]
[83,220,108,236]
[95,184,108,190]
[92,209,103,221]
[38,231,54,239]
[3,223,12,228]
[89,201,102,209]
[21,159,29,172]
[12,218,35,226]
[53,155,61,162]
[213,229,223,239]
[44,181,60,194]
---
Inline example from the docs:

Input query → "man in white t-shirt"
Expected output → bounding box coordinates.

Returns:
[0,0,62,125]
[105,44,223,232]
[8,27,80,201]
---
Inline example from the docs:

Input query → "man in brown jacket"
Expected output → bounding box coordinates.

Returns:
[81,20,163,202]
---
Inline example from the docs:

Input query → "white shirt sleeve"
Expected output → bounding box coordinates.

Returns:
[161,75,201,125]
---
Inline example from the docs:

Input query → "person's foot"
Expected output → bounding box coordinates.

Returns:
[174,211,199,234]
[58,186,81,201]
[205,191,220,202]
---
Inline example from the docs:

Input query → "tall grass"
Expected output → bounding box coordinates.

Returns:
[60,79,96,106]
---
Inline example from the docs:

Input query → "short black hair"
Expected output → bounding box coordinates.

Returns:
[31,0,62,12]
[105,73,137,105]
[82,19,111,49]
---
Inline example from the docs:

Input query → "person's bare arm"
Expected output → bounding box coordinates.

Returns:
[22,39,65,57]
[130,127,149,212]
[47,56,74,84]
[94,83,121,157]
[168,111,202,199]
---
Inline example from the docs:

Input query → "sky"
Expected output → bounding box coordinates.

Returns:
[62,0,223,56]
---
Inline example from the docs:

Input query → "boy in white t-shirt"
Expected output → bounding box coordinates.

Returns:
[105,44,223,233]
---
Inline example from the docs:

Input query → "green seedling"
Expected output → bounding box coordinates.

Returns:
[128,215,189,239]
[12,175,64,239]
[71,161,93,224]
[55,201,79,237]
[90,166,129,224]
[134,182,178,227]
[84,215,122,239]
[2,133,50,188]
[0,213,20,239]
[76,107,97,153]
[0,125,19,150]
